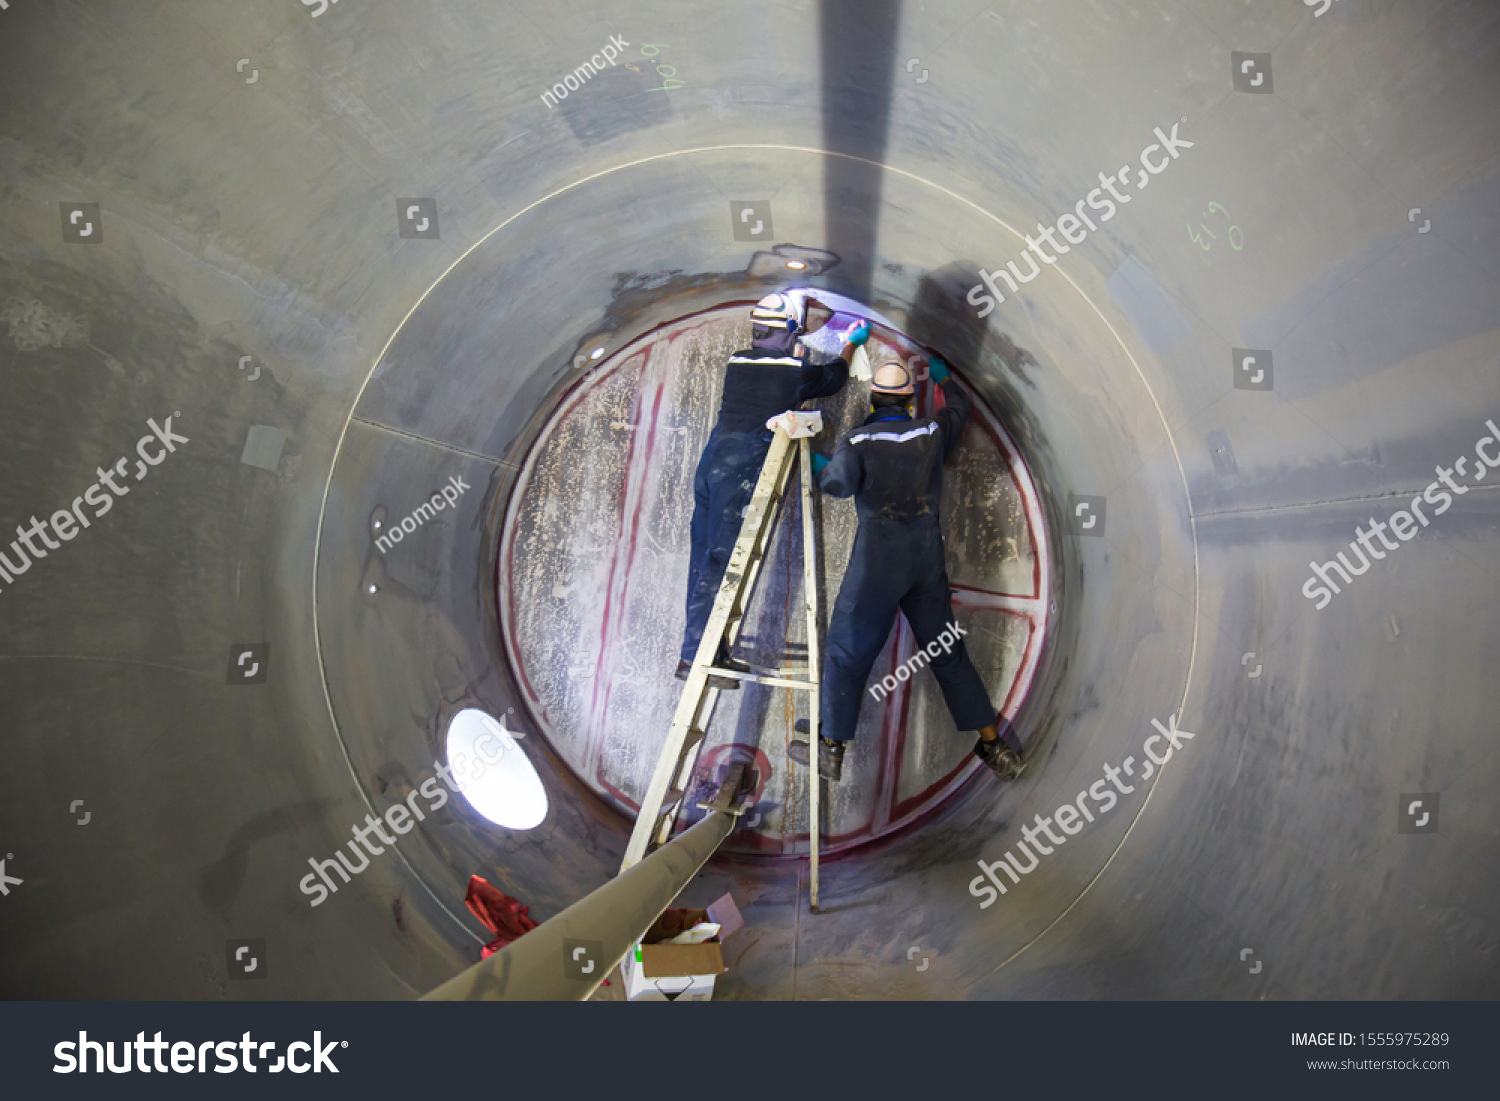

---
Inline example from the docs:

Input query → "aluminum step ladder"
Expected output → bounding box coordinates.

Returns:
[620,412,827,910]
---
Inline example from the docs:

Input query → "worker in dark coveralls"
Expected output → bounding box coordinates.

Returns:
[789,358,1024,781]
[677,293,865,688]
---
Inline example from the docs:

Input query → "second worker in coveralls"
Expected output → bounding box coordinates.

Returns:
[789,357,1025,781]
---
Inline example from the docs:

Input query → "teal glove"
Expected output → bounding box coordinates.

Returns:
[811,452,830,474]
[845,321,870,347]
[928,356,950,383]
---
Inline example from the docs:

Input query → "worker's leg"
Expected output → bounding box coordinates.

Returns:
[819,527,908,743]
[681,434,717,651]
[899,525,998,735]
[680,429,771,663]
[899,544,1022,779]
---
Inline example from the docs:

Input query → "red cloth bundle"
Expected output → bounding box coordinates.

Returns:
[464,875,540,959]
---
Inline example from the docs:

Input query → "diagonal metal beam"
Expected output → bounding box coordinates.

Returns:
[423,765,748,1002]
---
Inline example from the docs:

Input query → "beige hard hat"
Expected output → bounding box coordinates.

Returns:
[871,361,915,396]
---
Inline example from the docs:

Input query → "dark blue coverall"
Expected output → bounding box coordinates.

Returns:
[815,377,998,742]
[680,332,848,664]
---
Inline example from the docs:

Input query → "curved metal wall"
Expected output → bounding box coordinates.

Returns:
[0,0,1495,1000]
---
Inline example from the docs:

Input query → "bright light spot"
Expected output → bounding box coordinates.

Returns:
[785,259,807,270]
[367,584,378,593]
[589,346,605,360]
[444,709,548,830]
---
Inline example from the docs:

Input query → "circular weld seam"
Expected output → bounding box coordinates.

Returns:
[495,310,1052,853]
[312,145,1201,967]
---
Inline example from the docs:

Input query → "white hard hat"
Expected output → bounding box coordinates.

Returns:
[751,292,801,330]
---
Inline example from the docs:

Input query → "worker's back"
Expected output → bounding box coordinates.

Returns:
[713,344,849,435]
[819,378,971,525]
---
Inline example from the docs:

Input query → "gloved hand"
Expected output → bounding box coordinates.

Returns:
[928,356,950,383]
[845,321,870,347]
[811,452,830,474]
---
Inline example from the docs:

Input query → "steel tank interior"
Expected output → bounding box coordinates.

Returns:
[0,0,1496,1001]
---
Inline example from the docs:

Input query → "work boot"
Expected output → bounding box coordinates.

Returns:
[974,736,1025,781]
[789,720,845,781]
[674,646,741,691]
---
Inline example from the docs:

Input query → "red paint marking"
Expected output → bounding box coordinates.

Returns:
[498,342,645,731]
[585,353,664,772]
[695,744,774,805]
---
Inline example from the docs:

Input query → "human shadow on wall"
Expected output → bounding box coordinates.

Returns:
[819,0,901,297]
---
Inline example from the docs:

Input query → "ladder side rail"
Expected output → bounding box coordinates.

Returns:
[721,442,799,653]
[798,436,824,910]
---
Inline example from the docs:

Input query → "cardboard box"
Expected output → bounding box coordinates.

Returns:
[621,894,739,1002]
[621,941,725,1001]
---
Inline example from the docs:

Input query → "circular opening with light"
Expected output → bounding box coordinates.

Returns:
[444,708,548,830]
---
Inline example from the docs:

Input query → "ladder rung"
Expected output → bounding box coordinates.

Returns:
[734,637,807,652]
[736,659,809,677]
[705,666,816,691]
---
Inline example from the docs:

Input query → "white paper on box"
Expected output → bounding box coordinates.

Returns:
[666,922,721,946]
